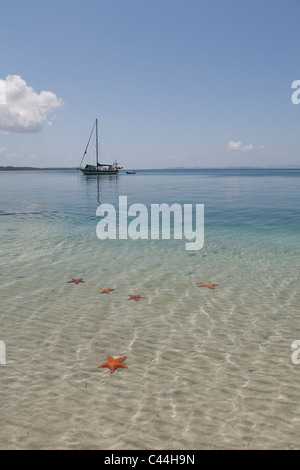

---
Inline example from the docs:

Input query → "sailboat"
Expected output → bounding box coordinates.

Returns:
[78,119,123,175]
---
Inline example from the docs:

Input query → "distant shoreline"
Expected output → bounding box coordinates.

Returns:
[0,167,77,171]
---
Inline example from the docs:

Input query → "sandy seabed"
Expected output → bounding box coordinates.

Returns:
[1,223,300,450]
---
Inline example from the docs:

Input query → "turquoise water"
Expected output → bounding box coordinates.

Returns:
[0,168,299,449]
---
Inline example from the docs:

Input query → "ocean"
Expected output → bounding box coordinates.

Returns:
[0,168,299,449]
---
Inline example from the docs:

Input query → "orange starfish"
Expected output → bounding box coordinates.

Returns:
[127,295,145,302]
[100,287,115,294]
[98,355,128,374]
[68,278,85,285]
[199,282,220,289]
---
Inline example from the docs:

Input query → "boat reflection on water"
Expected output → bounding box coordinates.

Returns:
[81,174,119,206]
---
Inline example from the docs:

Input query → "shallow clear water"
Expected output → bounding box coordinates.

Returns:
[0,168,299,449]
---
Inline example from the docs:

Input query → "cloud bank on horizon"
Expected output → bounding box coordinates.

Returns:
[0,75,62,134]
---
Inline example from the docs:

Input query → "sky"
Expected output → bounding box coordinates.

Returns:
[0,0,300,169]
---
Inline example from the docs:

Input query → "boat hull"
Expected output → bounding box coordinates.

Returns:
[79,168,119,175]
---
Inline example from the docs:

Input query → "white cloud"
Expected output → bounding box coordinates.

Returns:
[241,144,254,152]
[0,147,22,159]
[227,140,265,152]
[228,141,243,151]
[0,147,36,161]
[0,75,62,133]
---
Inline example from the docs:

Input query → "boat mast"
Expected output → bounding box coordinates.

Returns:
[96,118,99,167]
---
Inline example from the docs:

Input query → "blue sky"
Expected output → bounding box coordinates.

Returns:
[0,0,300,168]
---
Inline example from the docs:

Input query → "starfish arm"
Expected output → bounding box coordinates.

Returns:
[98,362,109,368]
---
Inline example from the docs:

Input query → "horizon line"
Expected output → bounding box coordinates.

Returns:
[0,165,300,171]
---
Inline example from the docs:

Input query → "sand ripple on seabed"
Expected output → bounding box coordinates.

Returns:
[1,233,300,449]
